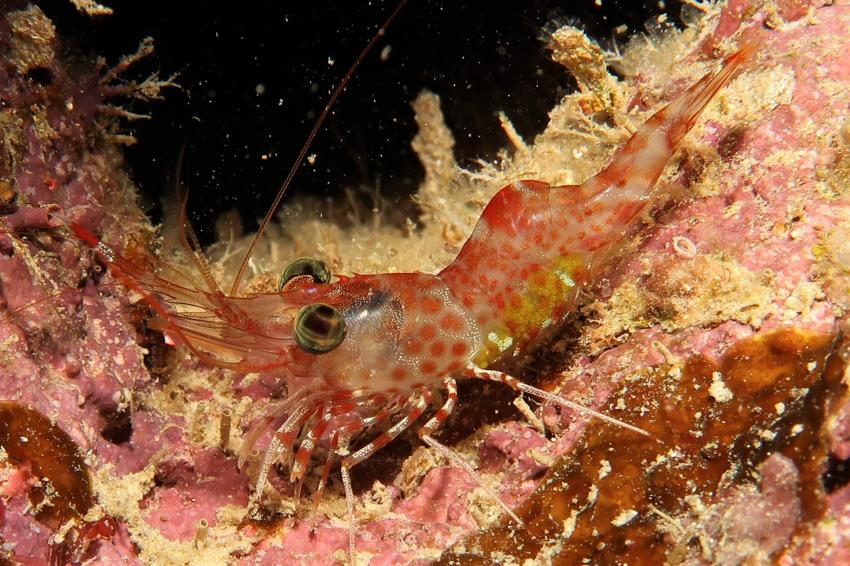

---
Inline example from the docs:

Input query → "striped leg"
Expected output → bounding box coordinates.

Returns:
[340,464,357,566]
[289,396,371,504]
[418,376,522,525]
[340,391,433,565]
[340,392,432,471]
[469,365,652,438]
[254,403,319,504]
[238,387,313,469]
[310,430,340,519]
[295,395,403,510]
[417,376,458,438]
[290,407,332,503]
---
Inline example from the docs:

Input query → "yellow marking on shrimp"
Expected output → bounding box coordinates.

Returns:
[475,327,515,367]
[505,254,581,331]
[475,254,582,368]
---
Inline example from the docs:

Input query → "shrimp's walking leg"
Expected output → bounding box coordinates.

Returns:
[254,403,318,503]
[238,387,313,468]
[417,376,523,525]
[299,399,403,511]
[311,431,339,518]
[340,393,432,470]
[339,464,357,566]
[290,408,333,502]
[469,366,652,438]
[339,392,432,565]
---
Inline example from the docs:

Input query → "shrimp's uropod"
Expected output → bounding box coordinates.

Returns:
[69,35,756,564]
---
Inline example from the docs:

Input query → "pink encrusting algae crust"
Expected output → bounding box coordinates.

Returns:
[2,0,850,565]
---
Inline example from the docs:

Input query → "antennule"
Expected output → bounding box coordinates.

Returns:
[230,0,409,296]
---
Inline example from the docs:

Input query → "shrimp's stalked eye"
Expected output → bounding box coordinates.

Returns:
[279,257,331,290]
[294,303,347,354]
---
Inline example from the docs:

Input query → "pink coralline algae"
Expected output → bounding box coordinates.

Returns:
[2,0,850,565]
[1,3,161,564]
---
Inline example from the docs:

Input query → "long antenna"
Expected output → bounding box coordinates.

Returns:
[229,0,408,296]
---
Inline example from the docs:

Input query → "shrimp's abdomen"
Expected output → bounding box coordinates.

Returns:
[439,180,594,367]
[439,43,755,368]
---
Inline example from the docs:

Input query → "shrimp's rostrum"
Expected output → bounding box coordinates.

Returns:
[69,38,756,561]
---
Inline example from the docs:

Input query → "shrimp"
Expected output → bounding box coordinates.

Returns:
[67,36,755,563]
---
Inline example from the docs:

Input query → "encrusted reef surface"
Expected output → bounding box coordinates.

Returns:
[0,3,157,564]
[2,0,850,565]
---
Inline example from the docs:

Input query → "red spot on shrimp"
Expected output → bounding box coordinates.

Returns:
[421,295,442,314]
[403,340,423,355]
[441,313,465,333]
[420,360,437,375]
[493,293,506,310]
[391,366,408,382]
[421,325,437,341]
[430,341,446,356]
[530,271,548,287]
[451,342,469,357]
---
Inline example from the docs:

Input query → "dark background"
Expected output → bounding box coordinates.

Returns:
[34,0,684,243]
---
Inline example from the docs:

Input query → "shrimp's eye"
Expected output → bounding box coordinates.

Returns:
[294,303,346,354]
[279,257,331,290]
